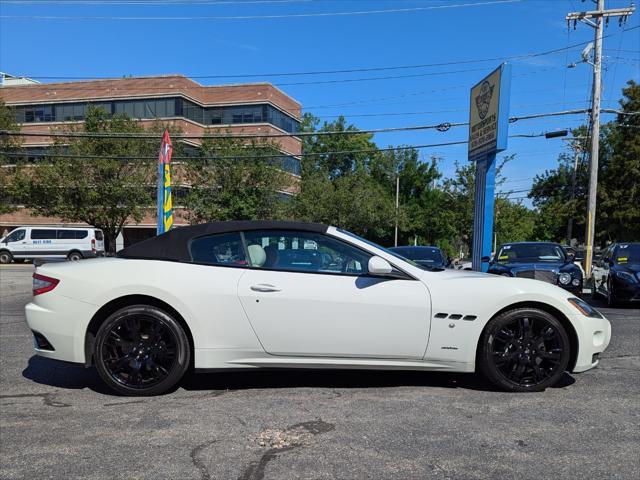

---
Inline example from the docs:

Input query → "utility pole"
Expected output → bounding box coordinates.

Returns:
[565,140,584,244]
[394,175,400,247]
[566,0,634,278]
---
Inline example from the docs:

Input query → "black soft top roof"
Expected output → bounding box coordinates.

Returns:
[118,220,329,262]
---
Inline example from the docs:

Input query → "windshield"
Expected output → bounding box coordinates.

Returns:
[337,228,443,271]
[614,244,640,265]
[496,243,566,263]
[389,247,444,265]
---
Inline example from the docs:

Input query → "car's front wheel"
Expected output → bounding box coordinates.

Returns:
[478,308,570,392]
[0,250,13,264]
[94,305,191,396]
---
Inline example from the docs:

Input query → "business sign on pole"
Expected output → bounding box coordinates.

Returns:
[468,64,511,271]
[468,64,510,159]
[157,130,173,235]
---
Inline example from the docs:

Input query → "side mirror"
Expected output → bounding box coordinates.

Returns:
[368,256,393,275]
[566,252,575,262]
[481,256,491,263]
[607,259,615,267]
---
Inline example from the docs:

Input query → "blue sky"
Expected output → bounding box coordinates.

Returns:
[1,0,638,205]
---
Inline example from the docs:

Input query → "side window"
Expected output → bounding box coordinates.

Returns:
[5,229,25,243]
[76,230,88,239]
[30,229,57,240]
[243,230,371,275]
[57,230,77,239]
[189,233,248,267]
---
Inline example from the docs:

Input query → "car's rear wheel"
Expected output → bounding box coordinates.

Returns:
[478,308,570,392]
[67,251,83,261]
[0,250,12,264]
[94,305,190,396]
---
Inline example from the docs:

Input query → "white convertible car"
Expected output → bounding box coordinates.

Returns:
[25,221,611,395]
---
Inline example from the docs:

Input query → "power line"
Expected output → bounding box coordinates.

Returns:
[0,140,470,161]
[3,109,637,140]
[0,0,523,20]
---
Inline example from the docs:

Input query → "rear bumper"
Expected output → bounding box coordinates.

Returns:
[24,294,97,364]
[570,313,612,373]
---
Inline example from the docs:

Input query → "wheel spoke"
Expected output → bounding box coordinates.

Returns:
[101,314,178,390]
[490,314,566,388]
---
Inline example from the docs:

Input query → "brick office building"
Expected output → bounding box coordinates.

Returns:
[0,74,302,247]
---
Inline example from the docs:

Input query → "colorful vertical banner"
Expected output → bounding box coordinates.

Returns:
[157,130,173,235]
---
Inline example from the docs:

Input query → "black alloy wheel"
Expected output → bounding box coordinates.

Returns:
[94,305,190,396]
[479,308,570,392]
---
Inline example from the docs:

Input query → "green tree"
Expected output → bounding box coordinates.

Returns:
[0,100,27,215]
[293,115,396,242]
[182,135,291,223]
[529,81,639,245]
[598,80,640,242]
[27,106,163,252]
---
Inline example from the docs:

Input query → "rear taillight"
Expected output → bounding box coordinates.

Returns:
[33,273,59,296]
[91,238,96,253]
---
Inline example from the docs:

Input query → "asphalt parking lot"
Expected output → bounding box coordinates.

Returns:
[1,265,638,480]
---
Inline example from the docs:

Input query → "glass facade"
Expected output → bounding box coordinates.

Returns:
[12,97,300,133]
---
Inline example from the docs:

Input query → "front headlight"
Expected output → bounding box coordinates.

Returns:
[558,273,572,285]
[615,271,638,283]
[568,297,603,318]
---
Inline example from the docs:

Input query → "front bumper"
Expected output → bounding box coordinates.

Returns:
[25,294,98,364]
[570,312,612,373]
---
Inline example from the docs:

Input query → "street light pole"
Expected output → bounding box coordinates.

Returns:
[566,0,634,278]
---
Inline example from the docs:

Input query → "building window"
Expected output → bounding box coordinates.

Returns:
[11,98,300,132]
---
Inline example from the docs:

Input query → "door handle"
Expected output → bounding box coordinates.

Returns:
[250,284,281,293]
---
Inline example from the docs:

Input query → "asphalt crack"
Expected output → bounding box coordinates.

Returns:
[190,439,217,480]
[238,419,335,480]
[0,392,71,408]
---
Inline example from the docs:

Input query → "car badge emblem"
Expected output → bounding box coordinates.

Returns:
[475,80,494,120]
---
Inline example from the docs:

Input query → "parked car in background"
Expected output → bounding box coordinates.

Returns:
[563,246,586,278]
[452,258,473,270]
[592,242,640,307]
[0,226,105,264]
[487,242,583,294]
[388,245,448,270]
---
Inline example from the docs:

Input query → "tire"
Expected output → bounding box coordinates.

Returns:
[0,250,12,264]
[606,280,619,308]
[478,308,570,392]
[67,251,83,261]
[94,305,191,396]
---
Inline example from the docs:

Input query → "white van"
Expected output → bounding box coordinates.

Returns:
[0,226,105,264]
